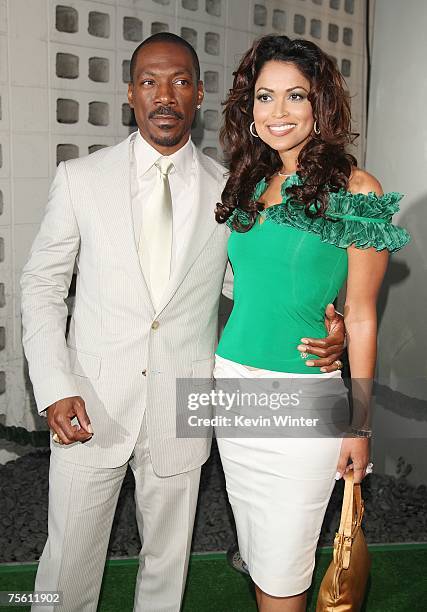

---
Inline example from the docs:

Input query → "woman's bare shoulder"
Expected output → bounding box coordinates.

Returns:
[347,167,383,197]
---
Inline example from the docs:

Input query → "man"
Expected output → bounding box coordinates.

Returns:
[21,33,344,612]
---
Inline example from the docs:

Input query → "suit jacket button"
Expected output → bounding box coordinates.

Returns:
[141,369,147,376]
[151,321,160,330]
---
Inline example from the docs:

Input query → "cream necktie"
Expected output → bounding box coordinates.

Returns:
[138,157,174,308]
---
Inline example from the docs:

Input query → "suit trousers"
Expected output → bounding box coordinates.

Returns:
[32,417,201,612]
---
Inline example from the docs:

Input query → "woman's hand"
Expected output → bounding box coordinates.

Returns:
[335,437,370,483]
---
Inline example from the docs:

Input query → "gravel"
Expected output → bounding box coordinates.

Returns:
[0,441,426,563]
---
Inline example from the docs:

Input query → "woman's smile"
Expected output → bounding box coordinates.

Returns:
[267,122,297,137]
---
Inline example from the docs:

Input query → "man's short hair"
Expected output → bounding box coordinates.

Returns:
[129,33,201,83]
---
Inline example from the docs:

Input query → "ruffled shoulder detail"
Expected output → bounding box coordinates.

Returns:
[226,176,410,252]
[326,189,404,222]
[225,177,268,230]
[268,189,410,252]
[253,176,269,201]
[226,208,252,230]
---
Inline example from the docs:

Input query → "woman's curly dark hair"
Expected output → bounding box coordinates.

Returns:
[215,35,358,231]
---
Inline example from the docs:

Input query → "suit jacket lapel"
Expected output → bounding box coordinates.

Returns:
[93,133,154,310]
[154,147,222,316]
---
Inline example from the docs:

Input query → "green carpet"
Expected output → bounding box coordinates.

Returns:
[0,544,426,611]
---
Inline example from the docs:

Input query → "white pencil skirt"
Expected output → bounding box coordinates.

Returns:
[213,354,346,597]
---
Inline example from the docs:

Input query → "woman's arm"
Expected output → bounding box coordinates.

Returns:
[346,168,388,415]
[336,169,389,482]
[345,245,389,428]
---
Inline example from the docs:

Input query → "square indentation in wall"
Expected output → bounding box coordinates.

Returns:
[0,236,4,260]
[89,57,110,83]
[181,27,197,49]
[254,4,267,27]
[310,19,321,39]
[122,103,137,127]
[294,15,306,35]
[206,0,221,18]
[312,0,323,5]
[330,0,340,9]
[151,22,169,35]
[123,17,142,42]
[0,283,5,308]
[343,27,353,46]
[344,0,354,13]
[56,5,78,33]
[328,23,339,43]
[56,52,79,79]
[205,32,220,55]
[122,60,131,83]
[341,59,351,77]
[89,144,108,154]
[88,11,110,39]
[204,70,218,93]
[182,0,198,10]
[273,10,286,31]
[0,189,3,216]
[88,102,109,126]
[57,98,79,124]
[57,144,79,164]
[0,327,5,351]
[204,109,218,131]
[0,371,5,394]
[153,0,171,5]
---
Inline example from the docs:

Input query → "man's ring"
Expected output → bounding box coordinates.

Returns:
[333,360,343,370]
[365,462,374,475]
[52,432,63,444]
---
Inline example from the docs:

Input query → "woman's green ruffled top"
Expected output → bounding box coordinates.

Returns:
[216,174,410,374]
[226,173,410,252]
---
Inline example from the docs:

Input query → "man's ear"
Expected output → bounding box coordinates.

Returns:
[197,80,204,107]
[127,82,134,108]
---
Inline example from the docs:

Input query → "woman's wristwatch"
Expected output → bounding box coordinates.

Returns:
[349,427,372,438]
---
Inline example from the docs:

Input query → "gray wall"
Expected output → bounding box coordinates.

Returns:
[366,0,427,484]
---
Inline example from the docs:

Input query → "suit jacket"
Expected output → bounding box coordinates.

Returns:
[21,133,232,475]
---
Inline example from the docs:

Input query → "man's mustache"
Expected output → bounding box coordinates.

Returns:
[149,107,184,120]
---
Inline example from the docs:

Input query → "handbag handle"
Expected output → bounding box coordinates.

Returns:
[338,470,364,538]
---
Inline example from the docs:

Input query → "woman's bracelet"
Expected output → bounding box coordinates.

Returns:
[349,427,372,438]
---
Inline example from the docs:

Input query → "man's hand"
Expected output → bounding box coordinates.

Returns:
[47,396,93,445]
[297,303,345,372]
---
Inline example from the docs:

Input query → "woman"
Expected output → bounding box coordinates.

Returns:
[214,36,409,611]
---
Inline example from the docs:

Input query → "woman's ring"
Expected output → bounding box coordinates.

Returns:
[333,360,343,370]
[365,462,374,474]
[52,432,63,444]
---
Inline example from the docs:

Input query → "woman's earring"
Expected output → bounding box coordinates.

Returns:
[250,121,259,138]
[196,104,201,109]
[314,120,321,135]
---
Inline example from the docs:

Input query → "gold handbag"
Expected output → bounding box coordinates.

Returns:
[316,470,371,611]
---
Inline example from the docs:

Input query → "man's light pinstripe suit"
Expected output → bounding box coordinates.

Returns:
[20,132,232,611]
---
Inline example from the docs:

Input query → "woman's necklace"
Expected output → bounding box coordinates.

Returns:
[277,170,296,177]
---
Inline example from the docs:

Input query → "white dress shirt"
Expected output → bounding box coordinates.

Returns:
[131,130,196,275]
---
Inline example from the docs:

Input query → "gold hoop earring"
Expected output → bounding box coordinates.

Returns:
[314,120,321,135]
[250,121,259,138]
